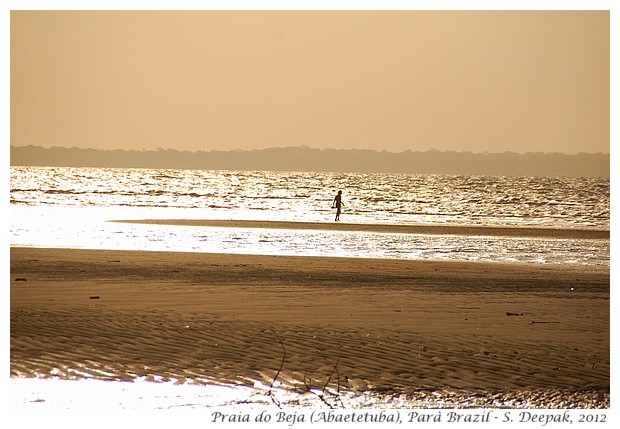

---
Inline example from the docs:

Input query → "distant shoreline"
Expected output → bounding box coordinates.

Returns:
[111,219,610,240]
[10,145,610,177]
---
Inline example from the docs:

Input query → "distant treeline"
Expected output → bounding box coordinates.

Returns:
[10,145,609,177]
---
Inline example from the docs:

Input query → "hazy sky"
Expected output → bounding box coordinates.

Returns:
[10,9,610,154]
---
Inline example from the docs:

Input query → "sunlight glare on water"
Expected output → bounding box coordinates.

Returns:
[9,167,610,268]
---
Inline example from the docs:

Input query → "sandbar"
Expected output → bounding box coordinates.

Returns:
[110,219,610,239]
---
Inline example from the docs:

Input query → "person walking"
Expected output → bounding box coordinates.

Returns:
[332,190,344,221]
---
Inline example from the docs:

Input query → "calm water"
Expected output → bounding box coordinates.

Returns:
[10,166,610,268]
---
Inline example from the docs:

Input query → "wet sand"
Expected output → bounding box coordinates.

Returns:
[111,218,610,239]
[10,245,609,408]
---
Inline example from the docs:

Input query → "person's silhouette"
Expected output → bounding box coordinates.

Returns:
[332,190,344,221]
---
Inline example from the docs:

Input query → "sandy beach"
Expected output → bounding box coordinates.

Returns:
[10,240,609,408]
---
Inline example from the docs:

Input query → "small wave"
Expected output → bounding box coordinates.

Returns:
[243,195,308,200]
[150,174,177,180]
[10,188,43,193]
[44,189,86,195]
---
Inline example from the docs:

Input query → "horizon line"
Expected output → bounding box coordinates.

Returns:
[10,144,610,156]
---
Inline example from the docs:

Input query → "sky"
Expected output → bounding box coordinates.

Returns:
[9,5,613,154]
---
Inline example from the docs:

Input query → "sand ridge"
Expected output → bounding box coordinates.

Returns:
[110,219,610,239]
